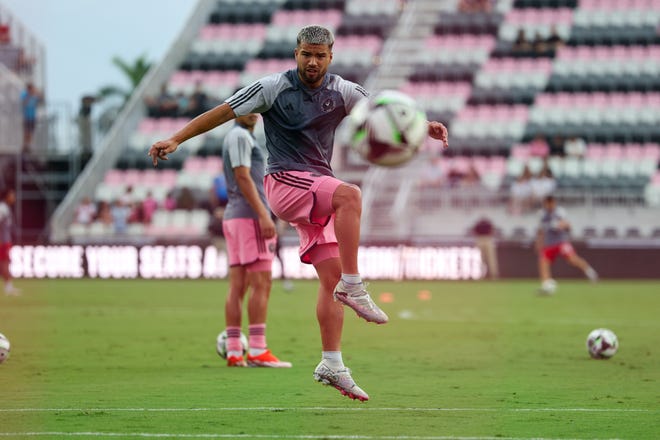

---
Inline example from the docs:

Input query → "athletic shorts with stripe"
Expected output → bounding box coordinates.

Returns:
[264,171,342,265]
[222,218,276,272]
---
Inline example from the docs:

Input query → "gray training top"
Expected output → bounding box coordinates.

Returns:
[221,122,269,221]
[225,69,368,177]
[539,206,570,246]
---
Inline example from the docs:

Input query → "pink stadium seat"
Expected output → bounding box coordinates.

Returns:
[605,143,624,158]
[586,144,605,160]
[205,156,223,174]
[642,143,660,160]
[123,169,142,186]
[104,169,125,186]
[158,170,178,188]
[184,156,205,172]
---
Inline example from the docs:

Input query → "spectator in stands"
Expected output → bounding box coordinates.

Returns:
[545,26,565,52]
[128,201,145,224]
[564,136,586,159]
[461,163,482,188]
[471,217,499,280]
[119,185,135,205]
[95,201,113,225]
[530,165,556,206]
[549,135,565,156]
[142,190,158,223]
[21,82,43,153]
[110,199,130,234]
[163,190,177,211]
[509,165,533,215]
[531,31,548,55]
[175,92,189,117]
[213,174,228,207]
[145,84,178,117]
[0,188,19,296]
[186,81,209,117]
[513,29,531,53]
[535,195,598,295]
[176,186,196,210]
[78,95,96,157]
[529,134,549,158]
[74,196,97,225]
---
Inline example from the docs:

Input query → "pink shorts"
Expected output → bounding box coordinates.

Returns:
[222,218,276,272]
[265,171,342,264]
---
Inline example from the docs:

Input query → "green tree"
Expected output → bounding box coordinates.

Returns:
[96,54,152,132]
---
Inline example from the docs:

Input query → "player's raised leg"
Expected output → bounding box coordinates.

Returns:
[331,183,388,324]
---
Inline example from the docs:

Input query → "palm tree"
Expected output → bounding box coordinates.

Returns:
[98,54,152,104]
[96,54,152,132]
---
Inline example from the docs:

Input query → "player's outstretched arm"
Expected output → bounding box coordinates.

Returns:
[428,121,449,148]
[149,103,237,167]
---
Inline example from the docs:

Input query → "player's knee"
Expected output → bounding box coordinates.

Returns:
[333,183,361,212]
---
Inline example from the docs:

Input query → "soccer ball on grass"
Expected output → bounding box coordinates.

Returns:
[216,330,248,359]
[347,90,428,167]
[0,333,10,364]
[586,328,618,359]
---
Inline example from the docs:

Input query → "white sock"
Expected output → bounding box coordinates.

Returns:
[4,281,13,292]
[322,351,344,369]
[249,348,267,357]
[585,267,598,281]
[341,274,362,285]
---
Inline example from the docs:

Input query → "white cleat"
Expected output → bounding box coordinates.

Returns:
[333,280,388,324]
[313,361,369,402]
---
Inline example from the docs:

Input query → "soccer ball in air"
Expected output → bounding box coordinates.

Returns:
[347,90,428,167]
[216,330,248,359]
[586,328,618,359]
[0,333,10,364]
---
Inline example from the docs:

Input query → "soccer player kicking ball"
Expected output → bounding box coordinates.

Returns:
[149,25,448,401]
[221,113,291,368]
[536,195,598,295]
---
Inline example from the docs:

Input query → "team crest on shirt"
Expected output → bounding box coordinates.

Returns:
[321,97,335,113]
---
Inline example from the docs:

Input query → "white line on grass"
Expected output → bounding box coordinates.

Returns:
[0,407,653,413]
[0,433,626,440]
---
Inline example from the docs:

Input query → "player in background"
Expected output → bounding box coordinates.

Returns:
[0,188,19,296]
[150,25,448,401]
[536,195,598,294]
[221,113,291,368]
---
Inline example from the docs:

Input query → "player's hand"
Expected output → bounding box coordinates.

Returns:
[259,215,276,239]
[148,139,179,167]
[428,121,449,149]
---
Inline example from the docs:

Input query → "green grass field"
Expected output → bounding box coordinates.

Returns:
[0,278,659,439]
